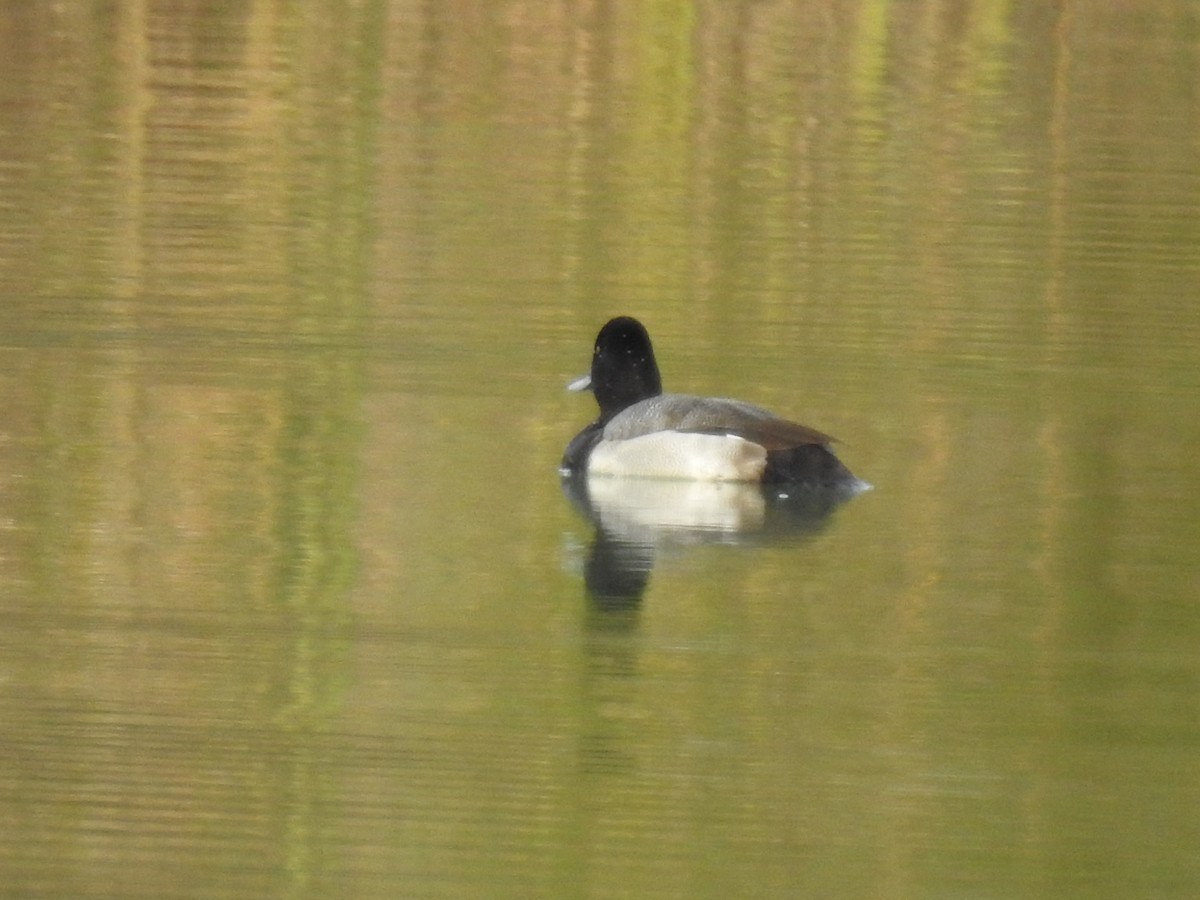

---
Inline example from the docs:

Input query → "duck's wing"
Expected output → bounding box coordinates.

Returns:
[604,395,836,449]
[678,397,836,449]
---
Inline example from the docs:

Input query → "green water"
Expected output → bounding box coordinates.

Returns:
[1,3,1198,897]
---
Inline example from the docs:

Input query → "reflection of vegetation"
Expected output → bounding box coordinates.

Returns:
[0,2,384,894]
[400,6,1199,891]
[273,379,361,728]
[3,1,1198,895]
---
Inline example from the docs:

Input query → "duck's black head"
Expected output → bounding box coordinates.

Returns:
[584,316,663,421]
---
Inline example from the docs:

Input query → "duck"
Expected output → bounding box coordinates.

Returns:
[561,316,864,489]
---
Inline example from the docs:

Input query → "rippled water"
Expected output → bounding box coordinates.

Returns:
[1,3,1198,897]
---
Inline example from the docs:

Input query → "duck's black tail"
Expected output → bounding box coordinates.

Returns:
[764,444,866,492]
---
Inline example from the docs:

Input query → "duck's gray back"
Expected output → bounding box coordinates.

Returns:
[603,393,834,450]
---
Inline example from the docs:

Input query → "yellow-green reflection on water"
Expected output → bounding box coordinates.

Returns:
[1,2,1198,897]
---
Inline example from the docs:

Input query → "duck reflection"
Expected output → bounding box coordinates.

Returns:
[564,473,866,778]
[563,473,861,609]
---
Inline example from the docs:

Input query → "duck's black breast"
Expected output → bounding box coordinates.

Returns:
[561,420,603,473]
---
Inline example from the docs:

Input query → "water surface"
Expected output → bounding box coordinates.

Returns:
[1,3,1198,897]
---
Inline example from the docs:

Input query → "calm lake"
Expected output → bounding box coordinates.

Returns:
[1,2,1198,897]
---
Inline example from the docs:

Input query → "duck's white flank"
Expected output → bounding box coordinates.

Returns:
[586,432,768,482]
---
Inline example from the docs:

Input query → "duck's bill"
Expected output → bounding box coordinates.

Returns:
[567,373,592,392]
